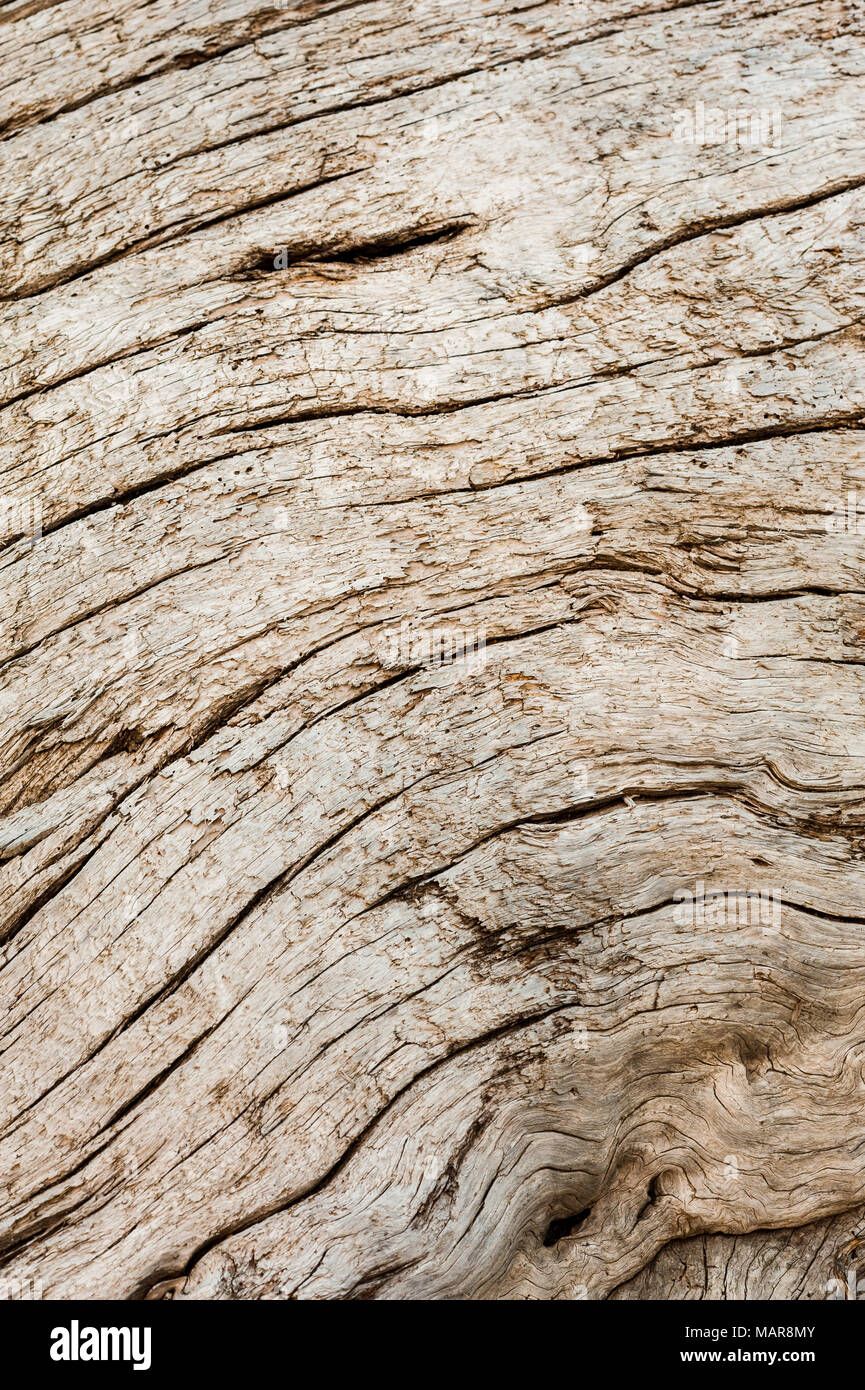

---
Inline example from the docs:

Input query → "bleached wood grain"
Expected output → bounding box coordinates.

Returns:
[1,0,864,1300]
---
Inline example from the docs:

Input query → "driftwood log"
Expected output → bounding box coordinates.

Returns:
[1,0,864,1301]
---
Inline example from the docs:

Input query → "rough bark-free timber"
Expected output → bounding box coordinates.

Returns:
[1,0,864,1301]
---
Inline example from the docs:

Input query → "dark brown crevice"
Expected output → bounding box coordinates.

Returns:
[0,1191,97,1266]
[241,218,475,275]
[0,448,247,561]
[222,398,865,456]
[339,1255,424,1301]
[0,1131,121,1266]
[99,727,148,760]
[0,827,125,954]
[124,26,627,180]
[0,0,70,26]
[543,1205,592,1246]
[0,669,277,870]
[128,820,865,1293]
[635,1174,663,1224]
[0,214,475,412]
[0,565,861,897]
[411,1112,492,1227]
[9,145,862,324]
[466,410,865,496]
[0,168,364,307]
[0,315,220,414]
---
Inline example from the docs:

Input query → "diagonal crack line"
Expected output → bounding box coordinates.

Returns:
[0,1145,117,1265]
[15,55,862,305]
[0,595,565,930]
[0,570,559,853]
[461,410,865,496]
[221,406,865,503]
[0,873,283,1144]
[8,783,864,1270]
[4,167,860,363]
[0,444,250,561]
[0,726,560,1144]
[545,176,865,310]
[0,217,475,413]
[32,785,865,1214]
[0,503,555,671]
[134,998,581,1299]
[0,627,360,938]
[0,167,364,306]
[0,553,226,675]
[91,983,256,1141]
[0,558,860,896]
[0,751,460,1129]
[0,0,730,146]
[0,621,375,900]
[211,316,862,439]
[10,160,855,395]
[229,617,574,784]
[0,25,630,300]
[240,216,474,274]
[10,568,856,929]
[148,26,626,173]
[148,0,777,189]
[0,0,753,297]
[0,315,226,413]
[0,0,381,140]
[3,398,862,576]
[0,1153,117,1266]
[0,0,73,28]
[343,777,865,933]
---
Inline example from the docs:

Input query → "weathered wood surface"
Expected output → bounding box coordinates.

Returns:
[1,0,864,1300]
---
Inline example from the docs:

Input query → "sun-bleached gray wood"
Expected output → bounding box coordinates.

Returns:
[1,0,864,1301]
